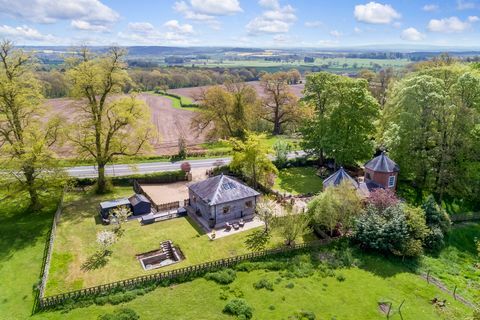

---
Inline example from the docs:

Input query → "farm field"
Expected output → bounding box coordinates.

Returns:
[274,167,323,195]
[189,57,411,72]
[168,80,305,103]
[45,93,209,156]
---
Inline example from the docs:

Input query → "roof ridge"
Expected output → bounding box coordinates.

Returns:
[210,174,225,204]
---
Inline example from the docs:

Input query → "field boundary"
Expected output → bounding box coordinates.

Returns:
[35,193,64,313]
[38,239,331,310]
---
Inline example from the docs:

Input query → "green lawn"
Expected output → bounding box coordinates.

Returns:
[38,248,470,320]
[0,190,61,320]
[419,222,480,302]
[46,187,296,295]
[274,166,323,195]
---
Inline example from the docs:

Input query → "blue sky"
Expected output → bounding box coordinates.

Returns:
[0,0,480,48]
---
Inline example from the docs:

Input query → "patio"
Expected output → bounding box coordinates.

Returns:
[186,206,265,239]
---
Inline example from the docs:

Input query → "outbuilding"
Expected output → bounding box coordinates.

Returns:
[129,194,152,215]
[99,198,131,219]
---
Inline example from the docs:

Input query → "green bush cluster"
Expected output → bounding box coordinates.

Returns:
[73,170,186,187]
[98,308,140,320]
[289,310,317,320]
[253,278,274,291]
[204,269,237,284]
[223,298,253,320]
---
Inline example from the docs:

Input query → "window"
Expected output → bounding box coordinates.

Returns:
[365,172,371,180]
[388,175,396,188]
[223,206,231,214]
[245,200,253,208]
[193,196,197,203]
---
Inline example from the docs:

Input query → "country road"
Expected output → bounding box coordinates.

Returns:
[66,151,306,178]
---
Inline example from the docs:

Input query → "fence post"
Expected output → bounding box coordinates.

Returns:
[426,270,430,284]
[453,285,457,300]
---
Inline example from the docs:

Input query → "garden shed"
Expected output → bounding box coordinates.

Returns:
[99,198,131,219]
[129,194,152,215]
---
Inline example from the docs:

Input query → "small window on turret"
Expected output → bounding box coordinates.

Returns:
[388,175,395,188]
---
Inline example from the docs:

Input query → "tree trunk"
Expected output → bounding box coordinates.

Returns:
[23,165,40,210]
[96,163,108,194]
[272,120,282,135]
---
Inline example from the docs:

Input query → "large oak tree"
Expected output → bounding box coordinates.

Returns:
[67,47,153,193]
[0,41,63,209]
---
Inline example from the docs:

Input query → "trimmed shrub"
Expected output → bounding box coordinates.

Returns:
[290,310,316,320]
[336,274,346,282]
[285,282,295,289]
[205,269,237,284]
[98,308,140,320]
[223,298,253,319]
[253,278,274,291]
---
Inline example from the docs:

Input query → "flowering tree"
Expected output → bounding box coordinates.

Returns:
[97,230,116,255]
[366,188,399,212]
[109,205,131,233]
[255,198,276,234]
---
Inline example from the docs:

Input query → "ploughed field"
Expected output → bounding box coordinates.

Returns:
[45,93,209,156]
[168,80,305,104]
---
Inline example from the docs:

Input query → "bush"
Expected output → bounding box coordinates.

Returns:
[285,282,295,289]
[205,269,237,284]
[107,292,137,305]
[336,274,346,282]
[223,298,253,319]
[290,310,316,320]
[253,278,274,291]
[74,170,186,187]
[98,308,140,320]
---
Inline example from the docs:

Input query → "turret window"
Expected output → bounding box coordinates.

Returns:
[388,175,396,188]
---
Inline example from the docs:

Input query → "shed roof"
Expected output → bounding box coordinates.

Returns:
[364,151,399,173]
[100,198,130,209]
[129,194,150,206]
[188,174,260,205]
[323,167,358,189]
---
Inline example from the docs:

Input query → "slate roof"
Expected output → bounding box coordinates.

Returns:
[188,174,260,205]
[129,194,150,206]
[100,198,130,209]
[323,167,359,189]
[364,151,399,173]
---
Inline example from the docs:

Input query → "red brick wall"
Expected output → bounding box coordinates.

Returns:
[365,168,398,190]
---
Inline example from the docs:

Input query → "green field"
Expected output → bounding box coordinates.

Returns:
[193,57,410,72]
[274,167,323,195]
[419,223,480,302]
[152,92,198,112]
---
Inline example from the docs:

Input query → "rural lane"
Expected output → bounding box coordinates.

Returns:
[66,151,306,178]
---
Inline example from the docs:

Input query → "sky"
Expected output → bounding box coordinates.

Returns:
[1,0,480,48]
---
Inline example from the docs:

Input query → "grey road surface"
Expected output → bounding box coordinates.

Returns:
[66,151,306,178]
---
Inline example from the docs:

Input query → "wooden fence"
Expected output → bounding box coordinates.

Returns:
[38,239,331,309]
[36,193,64,312]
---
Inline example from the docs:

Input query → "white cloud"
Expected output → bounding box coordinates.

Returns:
[401,27,425,41]
[246,2,297,34]
[0,0,119,24]
[354,2,401,24]
[354,26,362,33]
[163,20,194,34]
[330,30,342,37]
[427,16,478,33]
[173,0,238,29]
[259,0,280,9]
[189,0,242,15]
[304,21,323,28]
[423,4,439,12]
[71,20,110,32]
[457,0,476,10]
[119,21,195,45]
[0,24,56,42]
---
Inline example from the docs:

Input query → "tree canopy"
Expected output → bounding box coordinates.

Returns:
[301,72,379,167]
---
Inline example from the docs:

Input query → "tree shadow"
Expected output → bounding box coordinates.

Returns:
[245,229,271,251]
[81,250,112,271]
[185,216,206,236]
